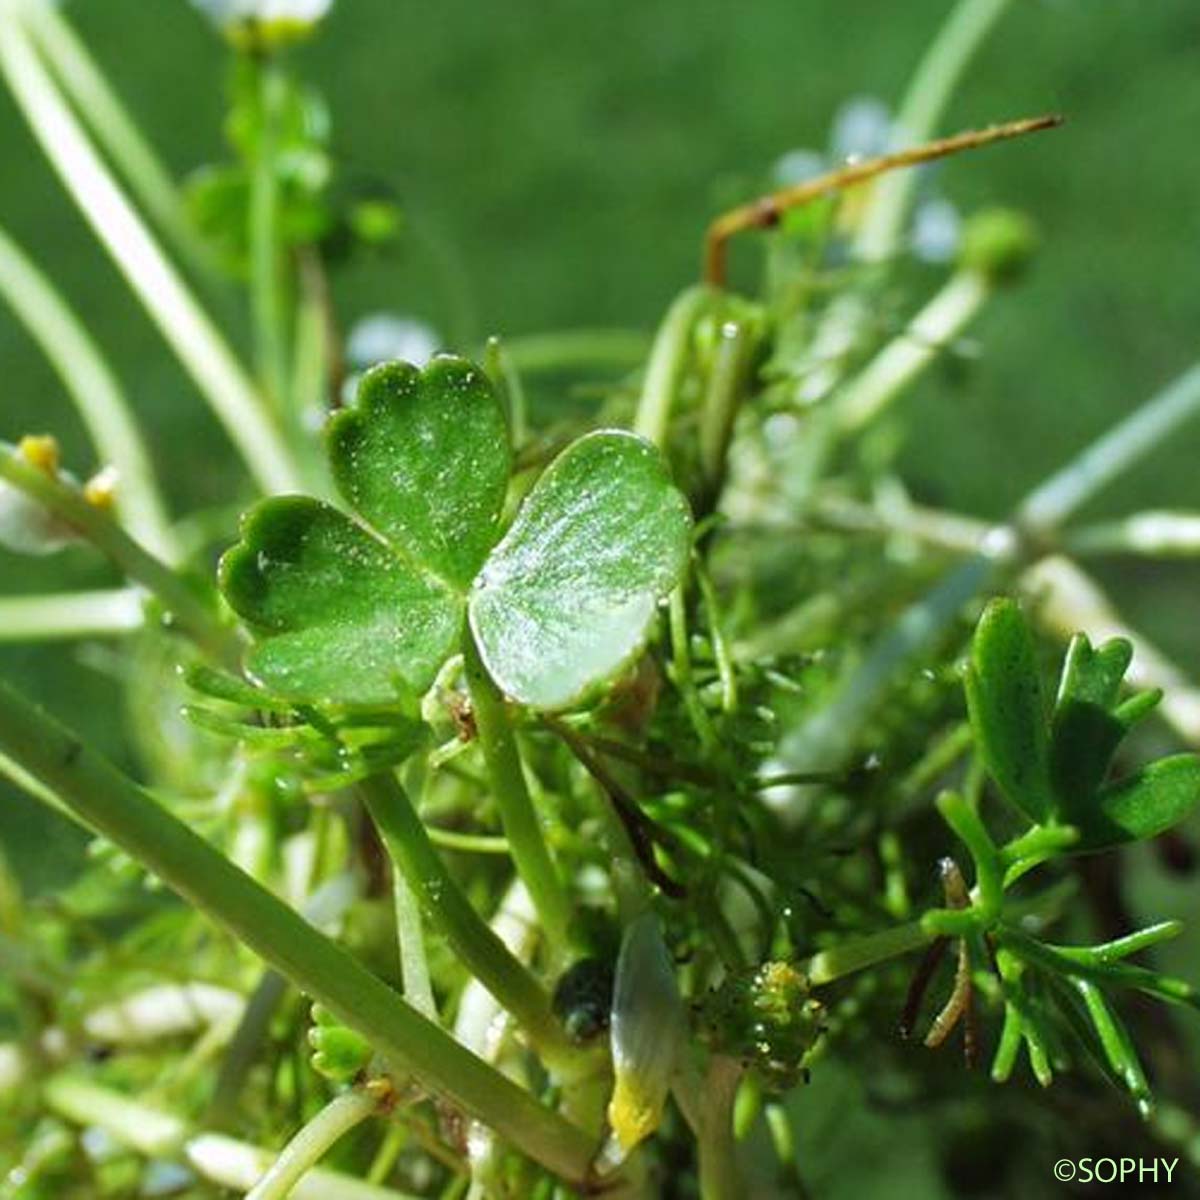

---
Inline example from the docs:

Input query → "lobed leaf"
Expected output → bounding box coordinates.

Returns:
[219,495,460,704]
[469,431,692,710]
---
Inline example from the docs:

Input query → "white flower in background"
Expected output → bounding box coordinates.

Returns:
[829,95,893,161]
[346,314,441,371]
[771,147,826,188]
[911,196,962,264]
[190,0,334,46]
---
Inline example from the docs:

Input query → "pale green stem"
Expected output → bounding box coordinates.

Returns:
[0,223,175,556]
[695,1057,745,1200]
[0,588,142,641]
[1064,511,1200,559]
[42,1075,418,1200]
[835,270,990,432]
[250,56,291,411]
[357,771,570,1058]
[856,0,1015,263]
[247,1088,380,1200]
[20,0,214,278]
[0,8,302,493]
[0,679,599,1184]
[393,871,437,1021]
[500,329,651,375]
[463,629,573,953]
[633,285,713,448]
[1018,362,1200,534]
[0,444,239,665]
[697,318,755,514]
[803,920,932,986]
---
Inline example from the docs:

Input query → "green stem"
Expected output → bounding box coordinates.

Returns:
[357,771,569,1057]
[1018,361,1200,534]
[0,7,301,493]
[633,285,713,448]
[20,0,215,278]
[249,55,291,411]
[1064,511,1200,559]
[462,630,573,953]
[0,444,238,664]
[500,329,651,375]
[804,920,932,986]
[247,1088,380,1200]
[697,318,755,515]
[855,0,1014,263]
[392,868,437,1021]
[0,222,175,556]
[835,270,990,433]
[43,1075,418,1200]
[0,588,142,641]
[0,679,598,1185]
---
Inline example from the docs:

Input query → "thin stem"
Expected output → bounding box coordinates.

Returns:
[856,0,1015,263]
[0,588,142,641]
[250,55,292,411]
[0,222,175,556]
[0,443,238,665]
[804,920,933,986]
[392,870,437,1021]
[697,318,755,514]
[43,1075,418,1200]
[633,285,713,447]
[357,771,569,1057]
[835,270,990,433]
[20,0,215,278]
[0,8,301,493]
[1018,361,1200,534]
[1064,511,1200,559]
[0,680,598,1184]
[462,629,573,952]
[500,329,651,375]
[247,1087,380,1200]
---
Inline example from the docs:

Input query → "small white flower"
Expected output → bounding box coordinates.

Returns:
[911,197,962,264]
[190,0,334,44]
[830,95,893,161]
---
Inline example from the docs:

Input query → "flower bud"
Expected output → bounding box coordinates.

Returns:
[958,209,1038,286]
[607,913,685,1154]
[308,1004,371,1082]
[0,437,76,556]
[191,0,335,50]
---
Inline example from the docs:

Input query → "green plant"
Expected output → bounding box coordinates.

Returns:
[3,1,1200,1197]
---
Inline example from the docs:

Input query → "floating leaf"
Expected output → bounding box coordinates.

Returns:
[964,599,1054,823]
[1075,755,1200,851]
[469,431,692,710]
[220,496,460,704]
[328,358,510,589]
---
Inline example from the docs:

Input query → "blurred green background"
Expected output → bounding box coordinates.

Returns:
[3,0,1199,901]
[1,2,1199,1193]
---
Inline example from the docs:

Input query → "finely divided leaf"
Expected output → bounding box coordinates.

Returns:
[469,431,691,710]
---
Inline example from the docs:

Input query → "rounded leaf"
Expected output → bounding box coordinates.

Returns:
[468,431,691,710]
[219,496,461,704]
[1075,755,1200,852]
[328,357,510,590]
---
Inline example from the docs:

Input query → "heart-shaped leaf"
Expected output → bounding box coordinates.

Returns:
[965,598,1055,823]
[469,431,692,710]
[219,496,460,704]
[1073,755,1200,851]
[328,357,510,589]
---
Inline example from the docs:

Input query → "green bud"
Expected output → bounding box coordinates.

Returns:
[958,209,1038,286]
[696,961,825,1092]
[308,1004,371,1082]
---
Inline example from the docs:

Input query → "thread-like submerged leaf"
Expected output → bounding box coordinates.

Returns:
[965,598,1054,823]
[469,431,692,710]
[219,497,461,704]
